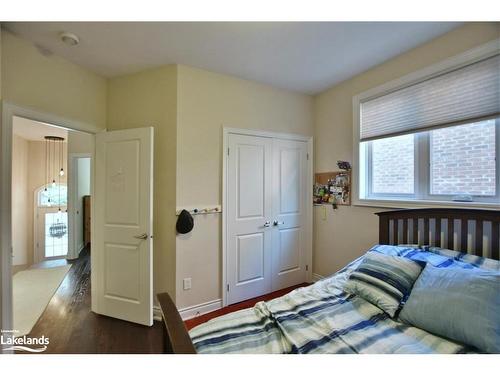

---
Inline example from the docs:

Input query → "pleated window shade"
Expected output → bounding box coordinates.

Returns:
[360,54,500,142]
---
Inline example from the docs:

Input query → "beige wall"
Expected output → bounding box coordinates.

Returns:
[11,135,29,266]
[68,130,95,155]
[1,30,107,129]
[107,65,178,299]
[175,65,314,308]
[313,22,500,277]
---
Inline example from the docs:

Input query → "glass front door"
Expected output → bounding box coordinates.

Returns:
[44,210,68,258]
[35,183,68,262]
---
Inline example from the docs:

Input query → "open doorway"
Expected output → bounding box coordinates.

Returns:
[11,115,93,337]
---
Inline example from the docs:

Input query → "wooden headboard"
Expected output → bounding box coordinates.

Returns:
[376,208,500,260]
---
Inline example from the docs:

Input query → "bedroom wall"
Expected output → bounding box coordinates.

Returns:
[107,65,178,300]
[1,29,107,129]
[313,22,500,278]
[175,65,314,309]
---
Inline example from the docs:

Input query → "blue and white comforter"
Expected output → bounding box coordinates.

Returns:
[189,245,497,354]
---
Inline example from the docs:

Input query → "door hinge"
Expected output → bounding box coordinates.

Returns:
[227,284,230,292]
[306,265,309,271]
[227,148,230,156]
[306,153,309,160]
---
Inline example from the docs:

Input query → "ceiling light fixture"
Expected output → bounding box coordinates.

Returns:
[60,32,80,46]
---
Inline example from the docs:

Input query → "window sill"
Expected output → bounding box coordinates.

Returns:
[354,198,500,211]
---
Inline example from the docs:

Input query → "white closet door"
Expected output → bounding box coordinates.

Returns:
[271,139,307,291]
[227,134,273,305]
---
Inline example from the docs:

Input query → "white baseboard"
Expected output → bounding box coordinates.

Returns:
[152,298,223,322]
[177,299,223,321]
[312,273,325,282]
[153,305,163,322]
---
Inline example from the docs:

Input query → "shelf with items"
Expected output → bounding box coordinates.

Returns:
[313,169,351,207]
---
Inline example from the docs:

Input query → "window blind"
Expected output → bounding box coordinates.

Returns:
[360,54,500,142]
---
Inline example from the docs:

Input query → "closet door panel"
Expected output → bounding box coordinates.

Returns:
[226,134,273,304]
[271,139,307,291]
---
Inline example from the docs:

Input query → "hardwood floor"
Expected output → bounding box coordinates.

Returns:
[24,247,164,354]
[184,282,310,330]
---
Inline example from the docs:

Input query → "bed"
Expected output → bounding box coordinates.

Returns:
[157,208,500,354]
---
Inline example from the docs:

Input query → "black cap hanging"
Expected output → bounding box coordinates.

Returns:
[176,209,194,234]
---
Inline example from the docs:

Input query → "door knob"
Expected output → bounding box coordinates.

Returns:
[134,233,149,240]
[273,220,285,226]
[263,221,271,227]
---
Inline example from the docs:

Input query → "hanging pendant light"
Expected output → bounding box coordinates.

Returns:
[44,136,65,205]
[59,137,65,176]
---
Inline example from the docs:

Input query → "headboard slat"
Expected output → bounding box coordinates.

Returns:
[376,209,500,261]
[435,218,441,247]
[447,218,454,249]
[491,222,499,260]
[392,219,398,245]
[461,219,468,252]
[423,218,430,245]
[413,219,418,245]
[475,220,483,256]
[402,219,408,244]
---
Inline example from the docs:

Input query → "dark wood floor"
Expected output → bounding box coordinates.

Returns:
[25,246,164,354]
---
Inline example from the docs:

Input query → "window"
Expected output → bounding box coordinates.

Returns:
[38,183,67,207]
[356,45,500,206]
[362,120,498,203]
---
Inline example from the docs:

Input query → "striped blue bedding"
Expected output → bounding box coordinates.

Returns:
[189,245,498,354]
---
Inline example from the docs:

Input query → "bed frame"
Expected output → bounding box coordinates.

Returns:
[157,208,500,354]
[376,208,499,260]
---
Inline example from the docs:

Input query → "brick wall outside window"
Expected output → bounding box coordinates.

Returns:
[372,134,414,194]
[431,120,496,196]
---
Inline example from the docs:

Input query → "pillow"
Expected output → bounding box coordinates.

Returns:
[344,252,424,317]
[399,265,500,353]
[372,244,480,270]
[426,246,500,271]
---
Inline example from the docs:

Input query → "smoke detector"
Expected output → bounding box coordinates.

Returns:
[60,32,80,46]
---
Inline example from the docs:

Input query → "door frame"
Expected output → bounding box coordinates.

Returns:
[222,127,313,307]
[67,153,93,260]
[0,101,101,335]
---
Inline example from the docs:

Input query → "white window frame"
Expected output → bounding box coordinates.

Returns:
[353,38,500,209]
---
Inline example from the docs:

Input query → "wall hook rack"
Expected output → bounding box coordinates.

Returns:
[175,205,222,216]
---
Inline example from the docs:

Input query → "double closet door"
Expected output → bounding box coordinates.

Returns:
[226,132,310,305]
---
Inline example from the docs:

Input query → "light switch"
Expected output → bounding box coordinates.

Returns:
[183,278,192,290]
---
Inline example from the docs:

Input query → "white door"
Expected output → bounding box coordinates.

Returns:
[227,134,273,305]
[271,139,307,290]
[93,127,154,326]
[226,132,309,305]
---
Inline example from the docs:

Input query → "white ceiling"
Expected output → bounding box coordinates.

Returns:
[13,116,68,142]
[4,22,462,94]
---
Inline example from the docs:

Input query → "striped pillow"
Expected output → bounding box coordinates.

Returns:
[344,252,424,317]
